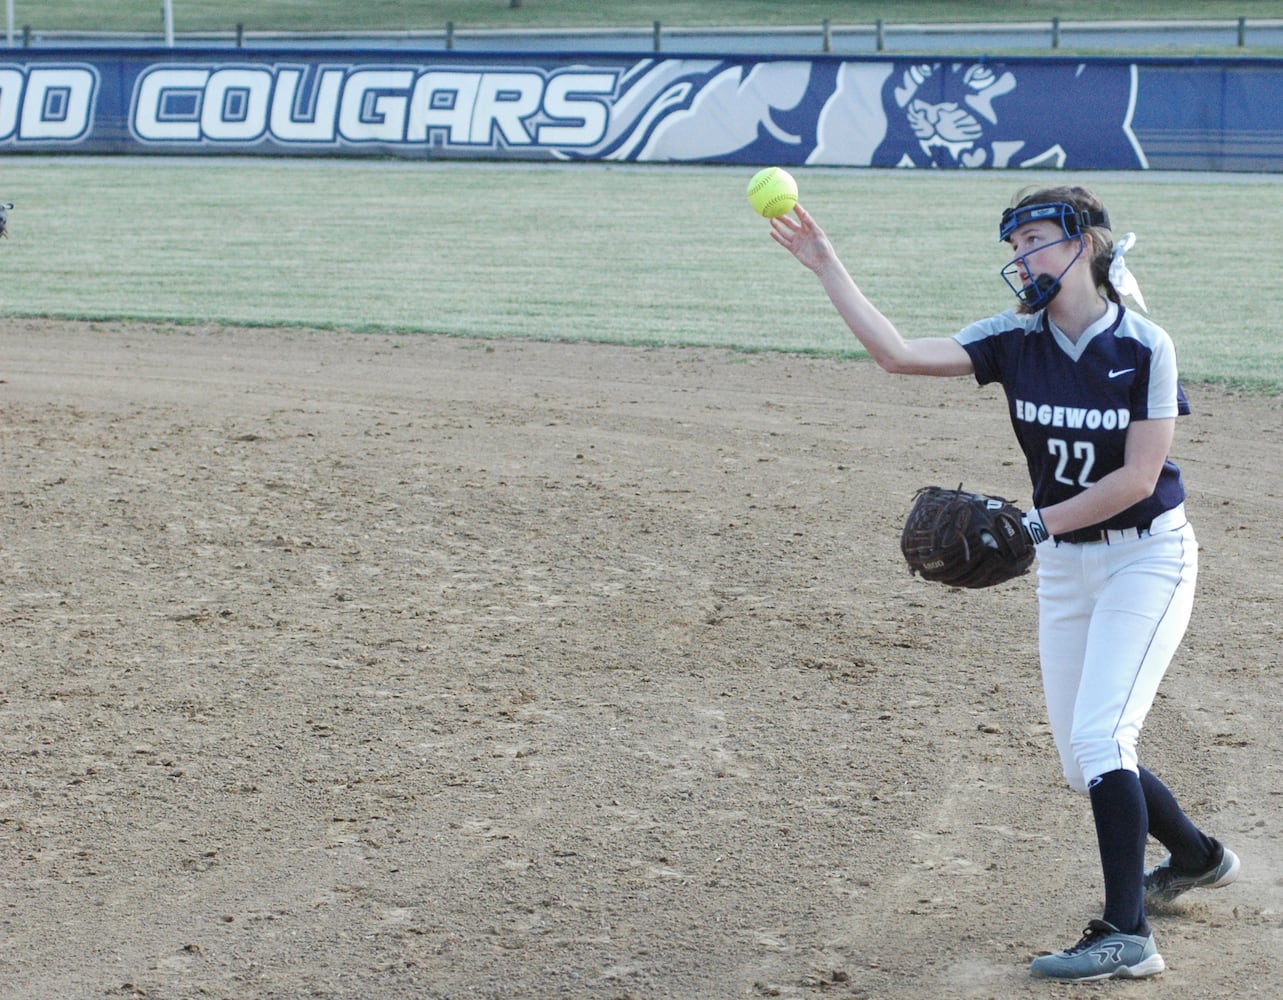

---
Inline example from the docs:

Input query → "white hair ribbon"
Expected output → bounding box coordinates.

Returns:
[1109,232,1147,313]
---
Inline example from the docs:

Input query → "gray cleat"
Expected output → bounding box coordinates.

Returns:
[1145,842,1240,904]
[1030,919,1165,981]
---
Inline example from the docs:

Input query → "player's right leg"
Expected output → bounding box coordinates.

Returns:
[1034,542,1094,790]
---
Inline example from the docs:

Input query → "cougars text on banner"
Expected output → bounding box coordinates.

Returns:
[3,50,1281,170]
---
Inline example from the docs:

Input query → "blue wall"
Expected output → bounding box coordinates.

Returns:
[3,48,1281,171]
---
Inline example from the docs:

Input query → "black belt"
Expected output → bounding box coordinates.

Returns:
[1054,522,1153,545]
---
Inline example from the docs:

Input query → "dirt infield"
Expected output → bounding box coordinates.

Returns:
[2,319,1280,1000]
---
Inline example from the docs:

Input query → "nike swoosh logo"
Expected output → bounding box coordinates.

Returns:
[1108,368,1135,379]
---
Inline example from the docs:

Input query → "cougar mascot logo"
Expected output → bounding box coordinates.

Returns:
[871,61,1145,169]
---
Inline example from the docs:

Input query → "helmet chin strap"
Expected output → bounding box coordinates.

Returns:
[1019,273,1061,309]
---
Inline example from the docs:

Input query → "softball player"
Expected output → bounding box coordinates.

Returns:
[770,185,1238,980]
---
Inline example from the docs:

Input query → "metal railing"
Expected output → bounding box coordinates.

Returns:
[6,16,1283,53]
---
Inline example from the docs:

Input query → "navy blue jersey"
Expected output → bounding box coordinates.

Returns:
[955,302,1190,529]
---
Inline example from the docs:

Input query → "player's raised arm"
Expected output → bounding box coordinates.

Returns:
[771,204,973,377]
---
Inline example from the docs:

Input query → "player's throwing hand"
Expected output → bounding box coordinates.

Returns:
[768,205,836,276]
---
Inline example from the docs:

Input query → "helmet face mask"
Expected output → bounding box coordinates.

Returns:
[1000,233,1082,309]
[998,201,1109,310]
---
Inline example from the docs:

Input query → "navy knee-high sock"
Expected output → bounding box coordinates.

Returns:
[1139,766,1217,870]
[1088,768,1149,936]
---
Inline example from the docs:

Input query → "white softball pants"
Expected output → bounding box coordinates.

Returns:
[1036,507,1198,793]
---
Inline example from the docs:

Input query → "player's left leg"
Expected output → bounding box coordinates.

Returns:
[1139,767,1217,869]
[1140,766,1240,903]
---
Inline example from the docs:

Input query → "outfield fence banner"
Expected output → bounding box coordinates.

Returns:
[3,48,1282,171]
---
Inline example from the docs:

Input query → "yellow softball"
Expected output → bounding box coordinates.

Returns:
[746,167,799,219]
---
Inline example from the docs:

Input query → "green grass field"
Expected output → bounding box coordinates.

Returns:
[13,1,1283,33]
[4,3,1280,390]
[1,160,1278,392]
